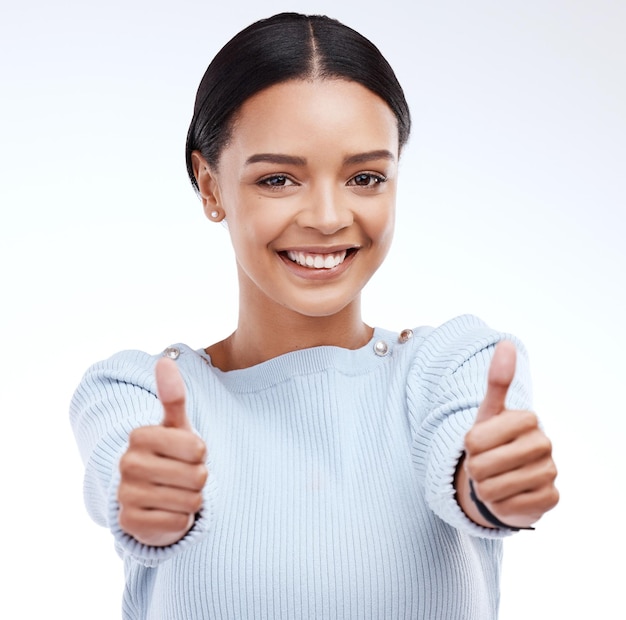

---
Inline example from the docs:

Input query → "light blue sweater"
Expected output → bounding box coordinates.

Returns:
[70,314,532,619]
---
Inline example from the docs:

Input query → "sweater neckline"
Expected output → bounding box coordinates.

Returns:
[192,326,399,393]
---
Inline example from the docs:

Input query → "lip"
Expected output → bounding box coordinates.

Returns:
[277,247,359,280]
[278,244,359,254]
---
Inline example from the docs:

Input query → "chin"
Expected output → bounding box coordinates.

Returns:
[282,293,360,320]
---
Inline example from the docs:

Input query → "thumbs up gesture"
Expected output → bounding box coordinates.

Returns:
[458,341,559,529]
[117,357,208,546]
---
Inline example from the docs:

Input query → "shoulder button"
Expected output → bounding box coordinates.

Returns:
[162,346,180,360]
[398,329,414,344]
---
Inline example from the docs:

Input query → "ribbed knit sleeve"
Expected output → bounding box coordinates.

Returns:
[407,314,533,538]
[69,350,214,567]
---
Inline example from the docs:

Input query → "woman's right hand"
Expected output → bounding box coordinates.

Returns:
[117,357,208,547]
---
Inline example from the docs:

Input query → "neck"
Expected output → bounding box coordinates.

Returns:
[207,297,372,372]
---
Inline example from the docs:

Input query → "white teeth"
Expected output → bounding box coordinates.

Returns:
[286,250,348,269]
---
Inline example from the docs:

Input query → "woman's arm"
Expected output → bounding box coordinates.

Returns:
[70,349,213,566]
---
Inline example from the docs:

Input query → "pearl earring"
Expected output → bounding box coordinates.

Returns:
[210,210,219,219]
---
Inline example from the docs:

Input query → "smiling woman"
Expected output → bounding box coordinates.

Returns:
[69,12,558,620]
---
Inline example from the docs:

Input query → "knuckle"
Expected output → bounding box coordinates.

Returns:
[464,430,480,455]
[465,456,486,482]
[548,487,560,509]
[129,425,163,450]
[465,464,480,483]
[117,506,138,532]
[188,492,204,514]
[128,427,150,448]
[116,484,131,505]
[119,451,144,479]
[193,464,209,488]
[518,409,539,431]
[476,481,497,504]
[535,487,559,515]
[170,512,193,532]
[541,436,554,456]
[195,493,205,513]
[117,510,129,530]
[193,438,207,462]
[529,435,553,461]
[543,459,558,483]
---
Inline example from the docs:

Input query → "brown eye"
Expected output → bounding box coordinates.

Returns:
[349,173,387,187]
[262,175,288,186]
[257,174,298,189]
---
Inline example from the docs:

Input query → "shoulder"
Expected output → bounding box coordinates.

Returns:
[75,343,207,395]
[368,314,520,376]
[408,314,522,375]
[398,314,531,410]
[70,343,209,435]
[76,349,160,399]
[379,313,528,385]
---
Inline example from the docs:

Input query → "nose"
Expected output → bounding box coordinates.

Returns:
[296,184,353,235]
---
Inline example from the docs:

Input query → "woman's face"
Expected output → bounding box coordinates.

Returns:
[197,79,399,320]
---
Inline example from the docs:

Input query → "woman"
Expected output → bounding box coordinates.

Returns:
[71,12,558,619]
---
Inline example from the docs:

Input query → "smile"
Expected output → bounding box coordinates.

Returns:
[285,250,348,270]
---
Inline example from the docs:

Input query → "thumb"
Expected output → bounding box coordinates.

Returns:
[155,357,191,430]
[474,340,517,424]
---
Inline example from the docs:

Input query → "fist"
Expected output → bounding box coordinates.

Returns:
[117,357,208,546]
[462,341,559,529]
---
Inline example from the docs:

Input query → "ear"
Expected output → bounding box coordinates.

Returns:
[191,150,221,218]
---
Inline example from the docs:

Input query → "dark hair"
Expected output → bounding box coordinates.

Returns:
[185,12,411,191]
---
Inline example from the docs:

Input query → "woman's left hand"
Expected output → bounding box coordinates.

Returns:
[456,341,559,529]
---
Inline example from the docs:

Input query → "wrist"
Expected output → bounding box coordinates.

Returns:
[467,478,534,532]
[454,454,534,531]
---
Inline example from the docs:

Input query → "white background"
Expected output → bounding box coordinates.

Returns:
[1,0,624,617]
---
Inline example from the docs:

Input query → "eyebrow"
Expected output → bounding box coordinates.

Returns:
[343,150,396,165]
[245,153,307,166]
[244,149,396,167]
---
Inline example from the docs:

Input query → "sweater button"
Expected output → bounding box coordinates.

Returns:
[373,340,389,356]
[162,346,180,360]
[399,329,413,343]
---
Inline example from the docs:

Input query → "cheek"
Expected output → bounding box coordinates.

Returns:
[366,202,396,248]
[228,206,282,255]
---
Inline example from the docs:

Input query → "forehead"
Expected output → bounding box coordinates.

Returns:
[226,79,399,159]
